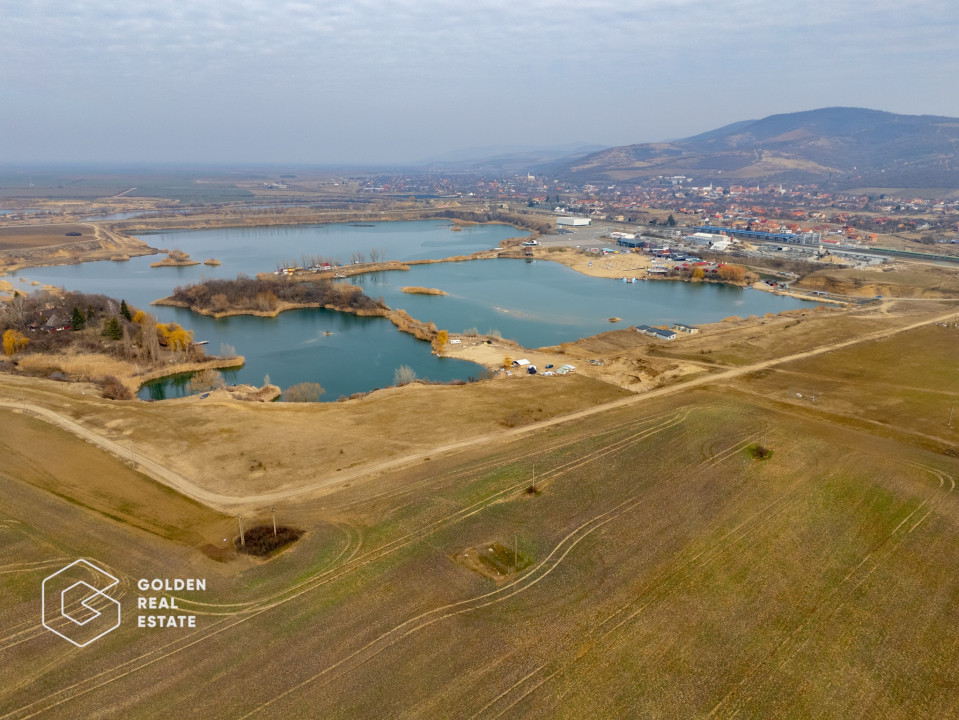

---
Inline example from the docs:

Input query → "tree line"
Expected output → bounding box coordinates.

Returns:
[167,275,388,314]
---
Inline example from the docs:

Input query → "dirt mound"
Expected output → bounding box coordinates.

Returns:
[797,272,936,298]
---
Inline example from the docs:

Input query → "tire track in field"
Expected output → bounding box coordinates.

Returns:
[0,558,132,654]
[0,559,69,575]
[175,519,364,613]
[1,411,691,719]
[236,494,651,719]
[466,663,551,720]
[476,444,822,718]
[712,464,956,719]
[178,411,689,616]
[698,437,758,470]
[191,410,688,616]
[329,408,682,515]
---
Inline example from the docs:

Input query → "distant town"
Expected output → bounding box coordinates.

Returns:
[354,172,959,243]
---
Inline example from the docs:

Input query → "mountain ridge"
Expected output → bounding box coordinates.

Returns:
[546,107,959,188]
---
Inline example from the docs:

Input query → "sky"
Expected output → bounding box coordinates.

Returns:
[1,0,958,165]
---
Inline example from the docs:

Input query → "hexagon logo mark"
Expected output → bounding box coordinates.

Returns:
[42,559,121,647]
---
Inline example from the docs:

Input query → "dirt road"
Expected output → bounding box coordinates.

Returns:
[3,308,957,511]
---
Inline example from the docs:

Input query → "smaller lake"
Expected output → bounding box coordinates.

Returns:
[137,308,483,401]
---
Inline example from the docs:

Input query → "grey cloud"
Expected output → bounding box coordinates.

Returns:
[0,0,957,163]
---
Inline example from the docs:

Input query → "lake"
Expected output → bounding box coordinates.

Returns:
[8,220,812,400]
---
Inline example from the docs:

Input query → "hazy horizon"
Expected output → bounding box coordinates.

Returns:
[2,0,957,165]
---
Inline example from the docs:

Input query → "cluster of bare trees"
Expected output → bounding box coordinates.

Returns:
[435,209,552,234]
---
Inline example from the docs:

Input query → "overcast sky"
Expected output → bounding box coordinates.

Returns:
[1,0,957,165]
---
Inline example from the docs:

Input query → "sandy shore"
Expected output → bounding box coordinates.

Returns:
[440,337,561,373]
[540,248,653,279]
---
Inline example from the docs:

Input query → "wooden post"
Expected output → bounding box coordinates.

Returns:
[238,515,245,548]
[271,506,277,536]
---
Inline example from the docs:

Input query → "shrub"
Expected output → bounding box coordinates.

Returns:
[283,382,325,402]
[188,369,226,393]
[100,376,132,400]
[750,444,774,460]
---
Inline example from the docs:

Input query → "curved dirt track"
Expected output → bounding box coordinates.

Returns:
[2,309,956,511]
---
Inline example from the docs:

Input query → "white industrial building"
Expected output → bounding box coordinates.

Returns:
[557,217,591,227]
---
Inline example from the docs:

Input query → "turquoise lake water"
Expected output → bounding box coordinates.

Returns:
[8,220,813,400]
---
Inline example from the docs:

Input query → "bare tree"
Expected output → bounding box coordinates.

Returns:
[393,365,418,386]
[9,291,27,329]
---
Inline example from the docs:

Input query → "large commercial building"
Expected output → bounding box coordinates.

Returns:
[695,225,821,246]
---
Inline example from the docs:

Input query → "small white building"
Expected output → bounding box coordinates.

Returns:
[685,232,718,245]
[558,217,590,227]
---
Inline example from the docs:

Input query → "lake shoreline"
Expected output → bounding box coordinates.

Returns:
[7,218,820,402]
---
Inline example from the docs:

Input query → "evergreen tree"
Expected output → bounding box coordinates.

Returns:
[71,307,86,331]
[102,317,123,341]
[120,299,132,321]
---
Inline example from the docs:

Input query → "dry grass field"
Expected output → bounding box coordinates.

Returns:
[0,372,631,508]
[2,298,959,717]
[1,387,958,718]
[0,224,95,251]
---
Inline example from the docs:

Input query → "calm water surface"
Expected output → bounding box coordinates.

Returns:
[9,221,812,399]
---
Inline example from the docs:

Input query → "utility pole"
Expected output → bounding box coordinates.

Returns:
[513,534,518,573]
[949,402,955,429]
[237,515,245,548]
[271,506,277,536]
